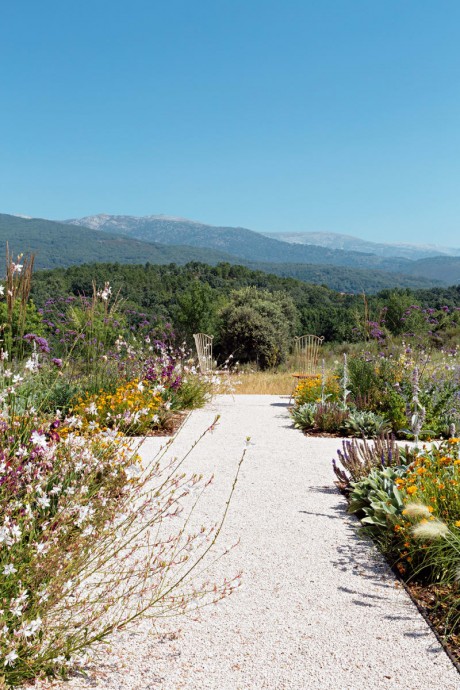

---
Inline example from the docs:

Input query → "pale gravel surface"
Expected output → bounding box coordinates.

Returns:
[34,395,459,690]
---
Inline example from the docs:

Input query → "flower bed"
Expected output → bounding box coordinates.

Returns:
[333,436,460,662]
[0,255,239,687]
[290,343,460,440]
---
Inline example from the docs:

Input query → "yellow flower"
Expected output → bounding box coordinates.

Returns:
[406,485,418,495]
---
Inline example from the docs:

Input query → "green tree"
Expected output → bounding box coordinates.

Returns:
[174,280,225,344]
[218,287,298,369]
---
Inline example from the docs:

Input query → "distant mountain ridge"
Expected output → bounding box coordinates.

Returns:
[262,231,460,261]
[63,213,460,284]
[0,213,445,293]
[0,214,238,269]
[65,213,415,272]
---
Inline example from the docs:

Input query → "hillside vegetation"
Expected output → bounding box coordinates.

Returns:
[30,261,460,347]
[0,214,446,292]
[64,213,460,284]
[0,214,236,269]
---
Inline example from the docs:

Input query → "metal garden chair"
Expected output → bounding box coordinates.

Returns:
[289,334,324,403]
[193,333,214,374]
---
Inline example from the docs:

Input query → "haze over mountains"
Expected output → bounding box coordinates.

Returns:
[263,231,460,261]
[64,213,460,285]
[1,212,460,292]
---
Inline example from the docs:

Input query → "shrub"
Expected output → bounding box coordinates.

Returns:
[291,402,317,430]
[313,402,349,434]
[343,410,391,438]
[0,409,245,687]
[218,287,298,369]
[348,466,407,535]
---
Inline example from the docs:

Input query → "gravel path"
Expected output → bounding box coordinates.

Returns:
[36,395,459,690]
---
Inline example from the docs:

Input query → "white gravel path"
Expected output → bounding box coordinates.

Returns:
[36,395,459,690]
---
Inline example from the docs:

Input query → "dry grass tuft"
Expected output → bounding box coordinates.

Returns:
[233,371,294,395]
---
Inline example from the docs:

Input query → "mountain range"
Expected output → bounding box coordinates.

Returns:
[262,231,460,261]
[1,212,459,292]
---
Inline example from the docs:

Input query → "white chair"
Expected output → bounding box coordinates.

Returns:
[289,334,324,403]
[193,333,214,374]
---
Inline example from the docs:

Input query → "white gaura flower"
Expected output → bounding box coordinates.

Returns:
[24,357,38,373]
[0,285,4,296]
[20,616,42,638]
[10,602,24,617]
[3,564,17,575]
[86,402,97,415]
[10,524,21,543]
[30,431,47,450]
[125,464,141,480]
[137,381,145,392]
[37,495,51,509]
[4,650,18,666]
[12,374,23,385]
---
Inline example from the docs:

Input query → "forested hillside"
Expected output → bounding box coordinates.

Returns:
[1,213,442,292]
[30,261,460,345]
[0,214,237,268]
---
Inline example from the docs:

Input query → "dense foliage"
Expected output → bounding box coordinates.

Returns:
[29,262,460,355]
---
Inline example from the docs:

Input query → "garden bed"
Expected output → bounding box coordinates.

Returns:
[331,434,460,670]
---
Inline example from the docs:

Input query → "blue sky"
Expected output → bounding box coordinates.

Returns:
[1,0,460,245]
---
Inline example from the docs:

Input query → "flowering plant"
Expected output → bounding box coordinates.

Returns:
[70,379,169,436]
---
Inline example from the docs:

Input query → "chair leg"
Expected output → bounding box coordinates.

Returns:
[289,380,297,405]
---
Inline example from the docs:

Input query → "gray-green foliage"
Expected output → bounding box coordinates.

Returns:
[291,402,317,430]
[348,466,407,529]
[218,286,298,369]
[343,409,391,438]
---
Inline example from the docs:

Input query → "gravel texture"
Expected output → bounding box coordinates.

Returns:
[34,395,459,690]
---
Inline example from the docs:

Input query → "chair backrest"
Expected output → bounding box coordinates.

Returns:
[193,333,214,373]
[293,334,324,375]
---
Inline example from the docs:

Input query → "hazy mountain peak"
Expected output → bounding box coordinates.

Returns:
[263,231,460,261]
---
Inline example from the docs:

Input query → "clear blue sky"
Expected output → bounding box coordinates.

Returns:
[1,0,460,245]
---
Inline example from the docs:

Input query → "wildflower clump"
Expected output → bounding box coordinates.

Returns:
[0,414,143,686]
[293,374,340,406]
[394,439,460,524]
[71,379,169,436]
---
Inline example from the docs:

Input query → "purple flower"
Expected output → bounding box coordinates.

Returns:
[23,334,51,354]
[52,358,63,368]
